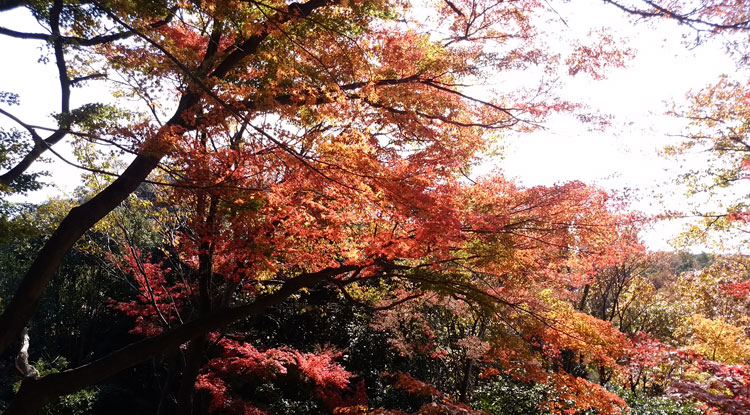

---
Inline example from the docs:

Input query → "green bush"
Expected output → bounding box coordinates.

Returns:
[471,377,550,415]
[615,387,702,415]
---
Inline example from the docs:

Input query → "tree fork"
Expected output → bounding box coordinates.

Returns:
[0,0,339,355]
[0,88,203,356]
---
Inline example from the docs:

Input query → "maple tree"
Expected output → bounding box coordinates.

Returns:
[0,0,657,413]
[99,174,633,414]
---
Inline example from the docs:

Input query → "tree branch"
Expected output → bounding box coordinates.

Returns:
[5,265,360,414]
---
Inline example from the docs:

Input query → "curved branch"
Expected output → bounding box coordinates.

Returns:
[602,0,750,31]
[0,7,176,44]
[5,265,359,414]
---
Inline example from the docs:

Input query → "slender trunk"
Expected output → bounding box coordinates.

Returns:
[458,318,485,403]
[577,284,590,311]
[598,364,610,386]
[457,358,473,404]
[156,352,181,415]
[175,195,216,415]
[175,336,207,415]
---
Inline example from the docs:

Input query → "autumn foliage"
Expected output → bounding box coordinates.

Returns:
[2,0,750,414]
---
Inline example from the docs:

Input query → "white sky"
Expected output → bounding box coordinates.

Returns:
[0,0,742,251]
[0,8,111,199]
[491,1,740,251]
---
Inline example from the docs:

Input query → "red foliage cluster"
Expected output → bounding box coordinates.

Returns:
[625,333,750,415]
[108,248,188,336]
[669,360,750,415]
[195,335,356,413]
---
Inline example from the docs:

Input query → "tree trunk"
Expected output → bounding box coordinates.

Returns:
[577,284,590,311]
[0,0,336,358]
[457,358,474,403]
[156,352,182,415]
[0,92,199,356]
[175,336,207,415]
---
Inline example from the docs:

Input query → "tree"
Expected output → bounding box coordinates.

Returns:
[584,6,750,409]
[0,0,632,412]
[106,175,631,414]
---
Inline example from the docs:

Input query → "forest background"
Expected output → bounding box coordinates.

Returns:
[1,0,750,414]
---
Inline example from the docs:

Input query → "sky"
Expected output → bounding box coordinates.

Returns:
[0,0,742,251]
[0,8,113,199]
[491,1,740,251]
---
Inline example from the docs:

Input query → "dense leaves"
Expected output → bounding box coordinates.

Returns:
[2,0,750,414]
